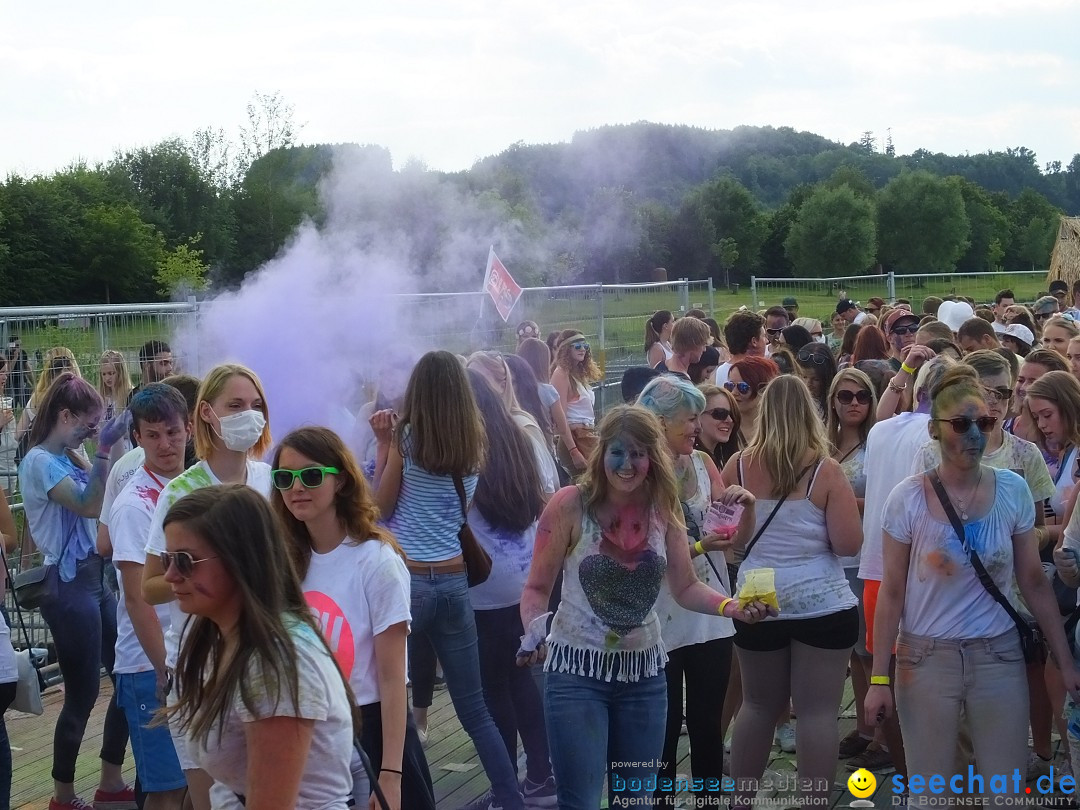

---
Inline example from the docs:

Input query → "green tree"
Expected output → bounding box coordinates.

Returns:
[668,175,765,282]
[79,202,164,302]
[1005,188,1060,271]
[876,171,969,272]
[947,176,1010,273]
[156,238,209,297]
[784,184,877,277]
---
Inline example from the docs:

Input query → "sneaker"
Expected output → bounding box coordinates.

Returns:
[847,745,894,772]
[460,790,497,810]
[92,787,138,810]
[839,730,873,759]
[774,721,796,754]
[523,776,557,808]
[49,800,95,810]
[1026,751,1053,782]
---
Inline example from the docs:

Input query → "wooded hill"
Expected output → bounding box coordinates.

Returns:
[1,114,1076,305]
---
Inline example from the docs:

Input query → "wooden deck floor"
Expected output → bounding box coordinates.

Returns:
[5,677,1071,809]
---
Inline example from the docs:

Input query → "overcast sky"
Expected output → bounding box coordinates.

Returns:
[2,0,1078,179]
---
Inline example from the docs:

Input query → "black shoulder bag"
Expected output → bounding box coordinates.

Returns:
[927,470,1041,664]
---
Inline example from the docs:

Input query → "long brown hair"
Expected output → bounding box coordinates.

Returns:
[162,485,360,744]
[395,351,486,476]
[554,333,601,386]
[28,372,103,450]
[579,405,682,528]
[271,427,404,578]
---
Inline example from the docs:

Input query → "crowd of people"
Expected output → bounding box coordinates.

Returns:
[3,284,1080,809]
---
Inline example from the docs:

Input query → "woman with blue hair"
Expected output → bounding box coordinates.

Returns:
[637,375,746,806]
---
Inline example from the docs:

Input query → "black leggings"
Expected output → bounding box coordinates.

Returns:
[657,637,734,802]
[38,555,128,783]
[475,605,552,785]
[359,702,436,810]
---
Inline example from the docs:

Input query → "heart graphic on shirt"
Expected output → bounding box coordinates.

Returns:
[578,551,667,636]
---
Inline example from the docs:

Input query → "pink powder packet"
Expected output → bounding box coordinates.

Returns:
[703,501,744,535]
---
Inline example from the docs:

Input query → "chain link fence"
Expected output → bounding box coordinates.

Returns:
[751,271,1048,323]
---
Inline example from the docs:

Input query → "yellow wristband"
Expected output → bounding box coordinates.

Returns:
[693,540,705,556]
[870,675,891,686]
[718,597,733,617]
[900,363,917,375]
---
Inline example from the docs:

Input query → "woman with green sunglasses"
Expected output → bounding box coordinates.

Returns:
[272,426,435,810]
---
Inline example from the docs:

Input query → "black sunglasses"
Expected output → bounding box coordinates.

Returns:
[705,407,733,421]
[271,466,340,490]
[160,550,218,578]
[797,351,829,365]
[1035,312,1055,321]
[890,325,919,336]
[933,416,997,435]
[766,328,784,337]
[836,390,872,405]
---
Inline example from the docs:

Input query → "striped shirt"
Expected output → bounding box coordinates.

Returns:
[386,430,478,562]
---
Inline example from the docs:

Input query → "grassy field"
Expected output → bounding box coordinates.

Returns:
[2,271,1050,386]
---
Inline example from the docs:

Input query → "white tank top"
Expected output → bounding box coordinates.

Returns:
[653,451,734,650]
[737,457,857,619]
[564,380,595,426]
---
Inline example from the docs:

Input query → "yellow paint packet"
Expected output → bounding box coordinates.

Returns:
[737,567,780,612]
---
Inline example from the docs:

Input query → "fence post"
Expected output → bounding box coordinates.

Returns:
[188,296,200,373]
[595,284,606,413]
[97,315,107,354]
[887,272,896,304]
[751,276,759,310]
[707,278,715,318]
[679,279,690,314]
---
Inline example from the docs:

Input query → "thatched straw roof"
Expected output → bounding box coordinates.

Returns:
[1047,217,1080,287]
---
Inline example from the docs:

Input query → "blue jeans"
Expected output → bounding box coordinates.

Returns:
[408,571,523,809]
[545,667,668,810]
[38,554,128,784]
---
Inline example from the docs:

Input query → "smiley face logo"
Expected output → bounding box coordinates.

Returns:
[848,768,877,799]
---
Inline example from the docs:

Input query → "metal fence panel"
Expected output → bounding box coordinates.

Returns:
[752,274,892,322]
[891,271,1047,308]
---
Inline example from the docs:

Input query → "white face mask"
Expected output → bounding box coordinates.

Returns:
[814,335,826,344]
[212,408,266,453]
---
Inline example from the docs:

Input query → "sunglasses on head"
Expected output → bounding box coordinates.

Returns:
[705,407,733,421]
[836,390,872,405]
[890,325,919,336]
[933,416,997,435]
[723,381,751,395]
[982,386,1013,404]
[797,350,828,365]
[571,341,590,351]
[271,466,340,490]
[160,550,218,578]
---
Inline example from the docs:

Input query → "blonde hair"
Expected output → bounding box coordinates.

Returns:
[671,317,710,355]
[579,405,682,528]
[30,347,82,407]
[792,317,821,334]
[1025,370,1080,451]
[743,375,831,497]
[1044,315,1080,341]
[825,368,878,449]
[97,350,133,405]
[194,364,272,460]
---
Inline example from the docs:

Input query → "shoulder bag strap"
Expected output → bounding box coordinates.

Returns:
[451,473,468,525]
[927,470,1031,638]
[742,461,816,559]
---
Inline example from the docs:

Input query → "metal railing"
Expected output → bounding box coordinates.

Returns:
[750,271,1048,320]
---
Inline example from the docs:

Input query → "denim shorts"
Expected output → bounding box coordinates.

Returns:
[116,670,187,792]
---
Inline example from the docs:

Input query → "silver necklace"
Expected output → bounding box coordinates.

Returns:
[940,466,983,521]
